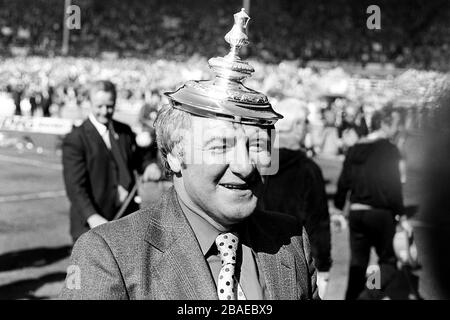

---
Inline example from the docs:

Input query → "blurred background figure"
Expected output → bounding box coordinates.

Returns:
[136,90,172,206]
[414,91,450,299]
[338,102,369,154]
[334,108,405,299]
[318,106,342,157]
[263,97,332,298]
[28,84,39,117]
[138,89,162,140]
[40,84,54,118]
[9,82,24,116]
[62,80,159,242]
[339,103,368,139]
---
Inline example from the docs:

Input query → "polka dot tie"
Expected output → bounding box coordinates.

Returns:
[215,233,246,300]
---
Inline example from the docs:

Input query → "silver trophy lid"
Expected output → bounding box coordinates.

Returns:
[164,8,282,126]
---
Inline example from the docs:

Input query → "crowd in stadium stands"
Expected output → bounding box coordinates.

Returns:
[1,55,442,159]
[0,0,449,71]
[1,0,448,157]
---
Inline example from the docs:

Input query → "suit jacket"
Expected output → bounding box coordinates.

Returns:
[62,118,156,241]
[60,187,319,300]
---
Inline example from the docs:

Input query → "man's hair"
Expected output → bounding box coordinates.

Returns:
[370,108,394,132]
[89,80,117,101]
[154,104,192,175]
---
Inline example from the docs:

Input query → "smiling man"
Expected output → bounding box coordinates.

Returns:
[60,9,318,300]
[62,80,160,242]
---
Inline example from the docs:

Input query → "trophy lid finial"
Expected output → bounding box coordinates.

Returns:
[224,8,250,58]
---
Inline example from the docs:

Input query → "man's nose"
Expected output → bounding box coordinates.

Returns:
[229,142,254,179]
[97,105,107,113]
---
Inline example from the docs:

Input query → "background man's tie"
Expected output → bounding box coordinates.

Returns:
[108,123,132,190]
[215,233,246,300]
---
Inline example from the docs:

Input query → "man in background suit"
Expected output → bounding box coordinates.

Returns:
[62,80,161,242]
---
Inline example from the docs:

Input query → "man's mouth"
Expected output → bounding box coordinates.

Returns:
[219,183,250,190]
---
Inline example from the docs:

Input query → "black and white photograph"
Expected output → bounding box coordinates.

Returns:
[0,0,449,303]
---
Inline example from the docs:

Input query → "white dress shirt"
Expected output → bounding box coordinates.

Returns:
[88,113,111,149]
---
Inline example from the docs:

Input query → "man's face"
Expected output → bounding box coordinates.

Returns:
[344,106,357,123]
[293,109,309,144]
[324,109,335,125]
[90,90,116,124]
[176,116,272,228]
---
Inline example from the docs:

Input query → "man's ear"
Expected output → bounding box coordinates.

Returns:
[167,153,182,173]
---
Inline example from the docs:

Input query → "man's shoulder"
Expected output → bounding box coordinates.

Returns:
[288,151,324,183]
[253,209,303,237]
[302,156,323,175]
[280,149,321,173]
[360,138,400,158]
[63,119,89,142]
[380,139,401,154]
[112,120,133,134]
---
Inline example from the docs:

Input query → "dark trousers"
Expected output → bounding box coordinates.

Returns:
[345,208,397,300]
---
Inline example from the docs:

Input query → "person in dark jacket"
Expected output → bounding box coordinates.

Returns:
[41,85,53,117]
[11,84,24,116]
[263,98,332,298]
[334,108,404,299]
[62,80,160,242]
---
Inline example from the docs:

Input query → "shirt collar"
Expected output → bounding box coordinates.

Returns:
[88,113,109,136]
[177,195,223,257]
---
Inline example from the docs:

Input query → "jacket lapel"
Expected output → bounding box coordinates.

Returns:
[111,121,130,163]
[144,188,217,299]
[84,118,113,157]
[246,213,299,300]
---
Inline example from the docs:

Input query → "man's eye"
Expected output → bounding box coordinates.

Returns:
[250,140,267,152]
[210,145,228,153]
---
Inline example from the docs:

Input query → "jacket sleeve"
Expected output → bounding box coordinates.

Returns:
[59,230,128,299]
[334,150,353,210]
[391,146,405,216]
[304,164,332,272]
[302,227,320,300]
[62,130,97,220]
